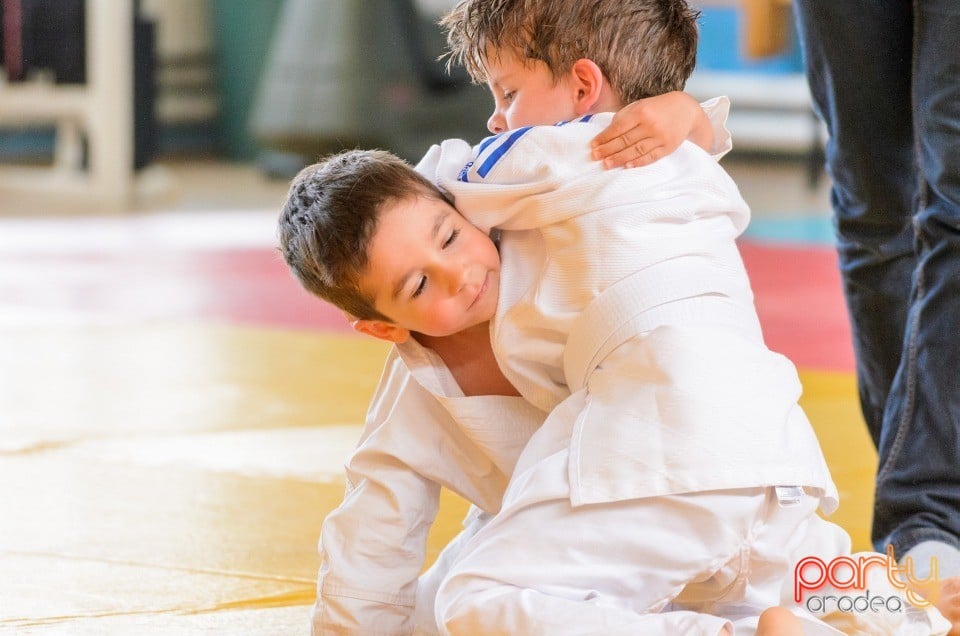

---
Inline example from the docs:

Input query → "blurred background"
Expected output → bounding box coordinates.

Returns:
[0,0,821,210]
[1,1,872,635]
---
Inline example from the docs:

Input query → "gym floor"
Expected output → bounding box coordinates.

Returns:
[0,155,876,634]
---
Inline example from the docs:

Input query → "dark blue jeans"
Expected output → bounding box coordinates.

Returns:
[794,0,960,557]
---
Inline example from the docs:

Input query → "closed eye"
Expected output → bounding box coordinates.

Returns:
[443,228,460,248]
[411,276,426,299]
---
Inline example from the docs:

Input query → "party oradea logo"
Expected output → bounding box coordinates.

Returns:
[794,546,938,614]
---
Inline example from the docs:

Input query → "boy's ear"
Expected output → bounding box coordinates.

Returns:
[351,318,411,344]
[570,58,605,115]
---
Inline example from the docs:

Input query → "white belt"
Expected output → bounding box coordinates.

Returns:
[563,255,760,393]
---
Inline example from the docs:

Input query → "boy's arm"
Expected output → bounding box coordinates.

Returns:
[313,352,442,634]
[313,348,509,635]
[590,93,733,168]
[431,113,737,233]
[315,453,441,634]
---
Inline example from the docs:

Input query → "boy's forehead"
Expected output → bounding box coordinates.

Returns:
[482,43,529,77]
[373,193,460,242]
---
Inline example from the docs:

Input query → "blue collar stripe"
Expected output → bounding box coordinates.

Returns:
[476,126,532,178]
[477,133,502,156]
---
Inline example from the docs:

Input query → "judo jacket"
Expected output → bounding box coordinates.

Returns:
[416,105,839,509]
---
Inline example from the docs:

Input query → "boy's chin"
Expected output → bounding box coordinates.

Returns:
[460,316,494,335]
[475,306,498,326]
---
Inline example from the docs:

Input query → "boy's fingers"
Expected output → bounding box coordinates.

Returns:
[597,139,663,169]
[590,119,634,148]
[625,145,663,168]
[591,118,650,156]
[598,148,633,169]
[590,134,629,161]
[591,140,618,162]
[592,128,652,161]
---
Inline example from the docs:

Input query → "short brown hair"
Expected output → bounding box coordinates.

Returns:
[441,0,700,103]
[277,149,444,321]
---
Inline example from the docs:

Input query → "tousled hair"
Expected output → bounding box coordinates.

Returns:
[441,0,700,103]
[277,149,444,321]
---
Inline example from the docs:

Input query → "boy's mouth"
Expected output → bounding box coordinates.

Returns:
[469,273,489,309]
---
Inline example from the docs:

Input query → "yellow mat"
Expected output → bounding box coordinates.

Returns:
[0,323,873,634]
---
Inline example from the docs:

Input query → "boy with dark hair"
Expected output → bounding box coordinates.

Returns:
[280,95,722,636]
[280,0,952,633]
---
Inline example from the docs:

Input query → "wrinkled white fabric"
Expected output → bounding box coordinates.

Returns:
[417,105,838,510]
[434,391,947,636]
[312,341,543,635]
[314,98,821,635]
[412,101,858,635]
[435,397,842,635]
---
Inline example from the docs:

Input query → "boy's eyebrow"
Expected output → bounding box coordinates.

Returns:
[489,72,510,88]
[391,210,450,300]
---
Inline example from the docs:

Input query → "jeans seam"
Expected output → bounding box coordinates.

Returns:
[877,0,925,488]
[878,250,923,486]
[911,0,926,214]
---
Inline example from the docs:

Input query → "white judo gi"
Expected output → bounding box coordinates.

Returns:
[311,98,735,636]
[312,338,545,634]
[311,99,947,635]
[416,107,949,635]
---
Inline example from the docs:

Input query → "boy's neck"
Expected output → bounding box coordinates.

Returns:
[413,322,481,353]
[415,323,520,397]
[592,83,623,115]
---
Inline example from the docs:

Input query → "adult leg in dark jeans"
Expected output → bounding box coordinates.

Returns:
[794,0,960,575]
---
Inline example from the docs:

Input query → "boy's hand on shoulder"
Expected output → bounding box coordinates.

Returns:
[591,91,709,169]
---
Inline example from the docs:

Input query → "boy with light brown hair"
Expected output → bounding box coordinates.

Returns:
[281,0,954,634]
[281,77,722,636]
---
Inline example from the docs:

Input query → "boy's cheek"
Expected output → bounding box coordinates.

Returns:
[482,287,500,321]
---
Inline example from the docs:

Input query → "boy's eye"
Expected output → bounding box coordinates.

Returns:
[411,276,426,299]
[443,228,460,248]
[503,90,515,102]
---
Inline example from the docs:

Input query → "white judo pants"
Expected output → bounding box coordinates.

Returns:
[421,399,856,636]
[417,404,950,635]
[415,507,489,635]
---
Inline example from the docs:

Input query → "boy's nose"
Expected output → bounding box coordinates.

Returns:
[444,264,470,295]
[487,112,505,135]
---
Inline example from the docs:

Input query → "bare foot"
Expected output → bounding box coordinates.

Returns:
[935,576,960,636]
[756,607,804,636]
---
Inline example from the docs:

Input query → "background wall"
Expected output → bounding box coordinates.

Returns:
[0,1,812,176]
